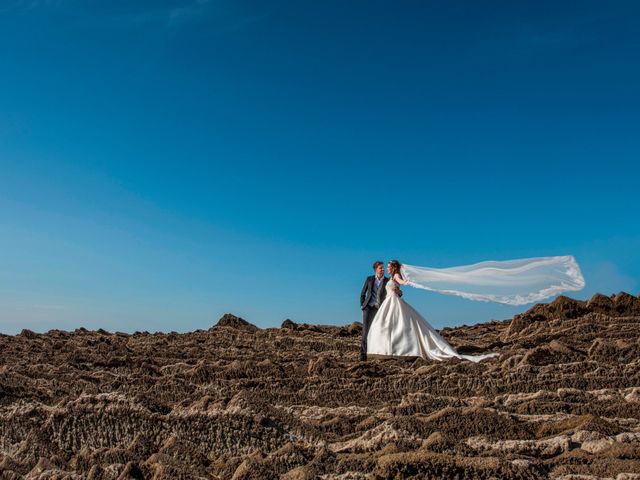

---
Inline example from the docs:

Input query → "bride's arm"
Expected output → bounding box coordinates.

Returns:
[393,273,409,285]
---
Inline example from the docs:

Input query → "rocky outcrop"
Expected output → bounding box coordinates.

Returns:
[506,292,640,338]
[281,319,297,330]
[1,293,639,478]
[210,313,259,332]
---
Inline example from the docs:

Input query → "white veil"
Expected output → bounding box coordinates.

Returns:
[401,255,585,306]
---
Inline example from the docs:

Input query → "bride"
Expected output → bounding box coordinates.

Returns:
[366,257,585,362]
[366,260,498,362]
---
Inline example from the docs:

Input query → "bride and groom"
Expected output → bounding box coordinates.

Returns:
[359,256,586,362]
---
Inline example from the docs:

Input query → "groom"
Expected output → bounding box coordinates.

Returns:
[359,261,393,361]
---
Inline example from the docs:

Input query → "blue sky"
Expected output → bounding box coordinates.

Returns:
[1,1,639,334]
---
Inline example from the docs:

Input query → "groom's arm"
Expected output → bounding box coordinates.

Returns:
[360,278,369,309]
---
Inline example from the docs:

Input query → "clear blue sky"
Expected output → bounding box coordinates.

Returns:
[1,1,639,334]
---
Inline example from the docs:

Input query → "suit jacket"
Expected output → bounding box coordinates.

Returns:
[360,275,389,310]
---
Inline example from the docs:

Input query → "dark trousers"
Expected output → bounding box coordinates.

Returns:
[360,305,378,360]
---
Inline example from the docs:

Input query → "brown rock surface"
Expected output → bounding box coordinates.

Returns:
[1,293,639,479]
[210,313,259,332]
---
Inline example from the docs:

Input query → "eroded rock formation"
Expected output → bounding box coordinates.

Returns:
[1,294,639,479]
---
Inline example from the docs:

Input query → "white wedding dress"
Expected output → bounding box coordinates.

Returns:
[366,279,499,362]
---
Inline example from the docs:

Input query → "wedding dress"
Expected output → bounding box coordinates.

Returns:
[366,255,584,362]
[366,279,499,362]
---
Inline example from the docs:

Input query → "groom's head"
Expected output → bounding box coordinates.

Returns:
[373,261,384,277]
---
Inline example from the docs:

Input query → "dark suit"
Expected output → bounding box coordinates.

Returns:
[359,275,389,361]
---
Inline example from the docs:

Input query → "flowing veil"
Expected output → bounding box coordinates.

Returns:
[401,255,585,306]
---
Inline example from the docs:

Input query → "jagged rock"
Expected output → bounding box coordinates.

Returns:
[211,313,259,332]
[295,323,323,333]
[466,434,571,457]
[334,321,362,337]
[505,291,640,339]
[507,296,588,337]
[612,291,640,315]
[1,293,639,478]
[587,293,615,313]
[307,353,339,375]
[282,319,298,330]
[19,329,38,339]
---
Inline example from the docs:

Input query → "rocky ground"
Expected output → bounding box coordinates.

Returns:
[1,293,639,479]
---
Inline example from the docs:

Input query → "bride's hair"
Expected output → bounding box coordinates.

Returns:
[389,260,403,279]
